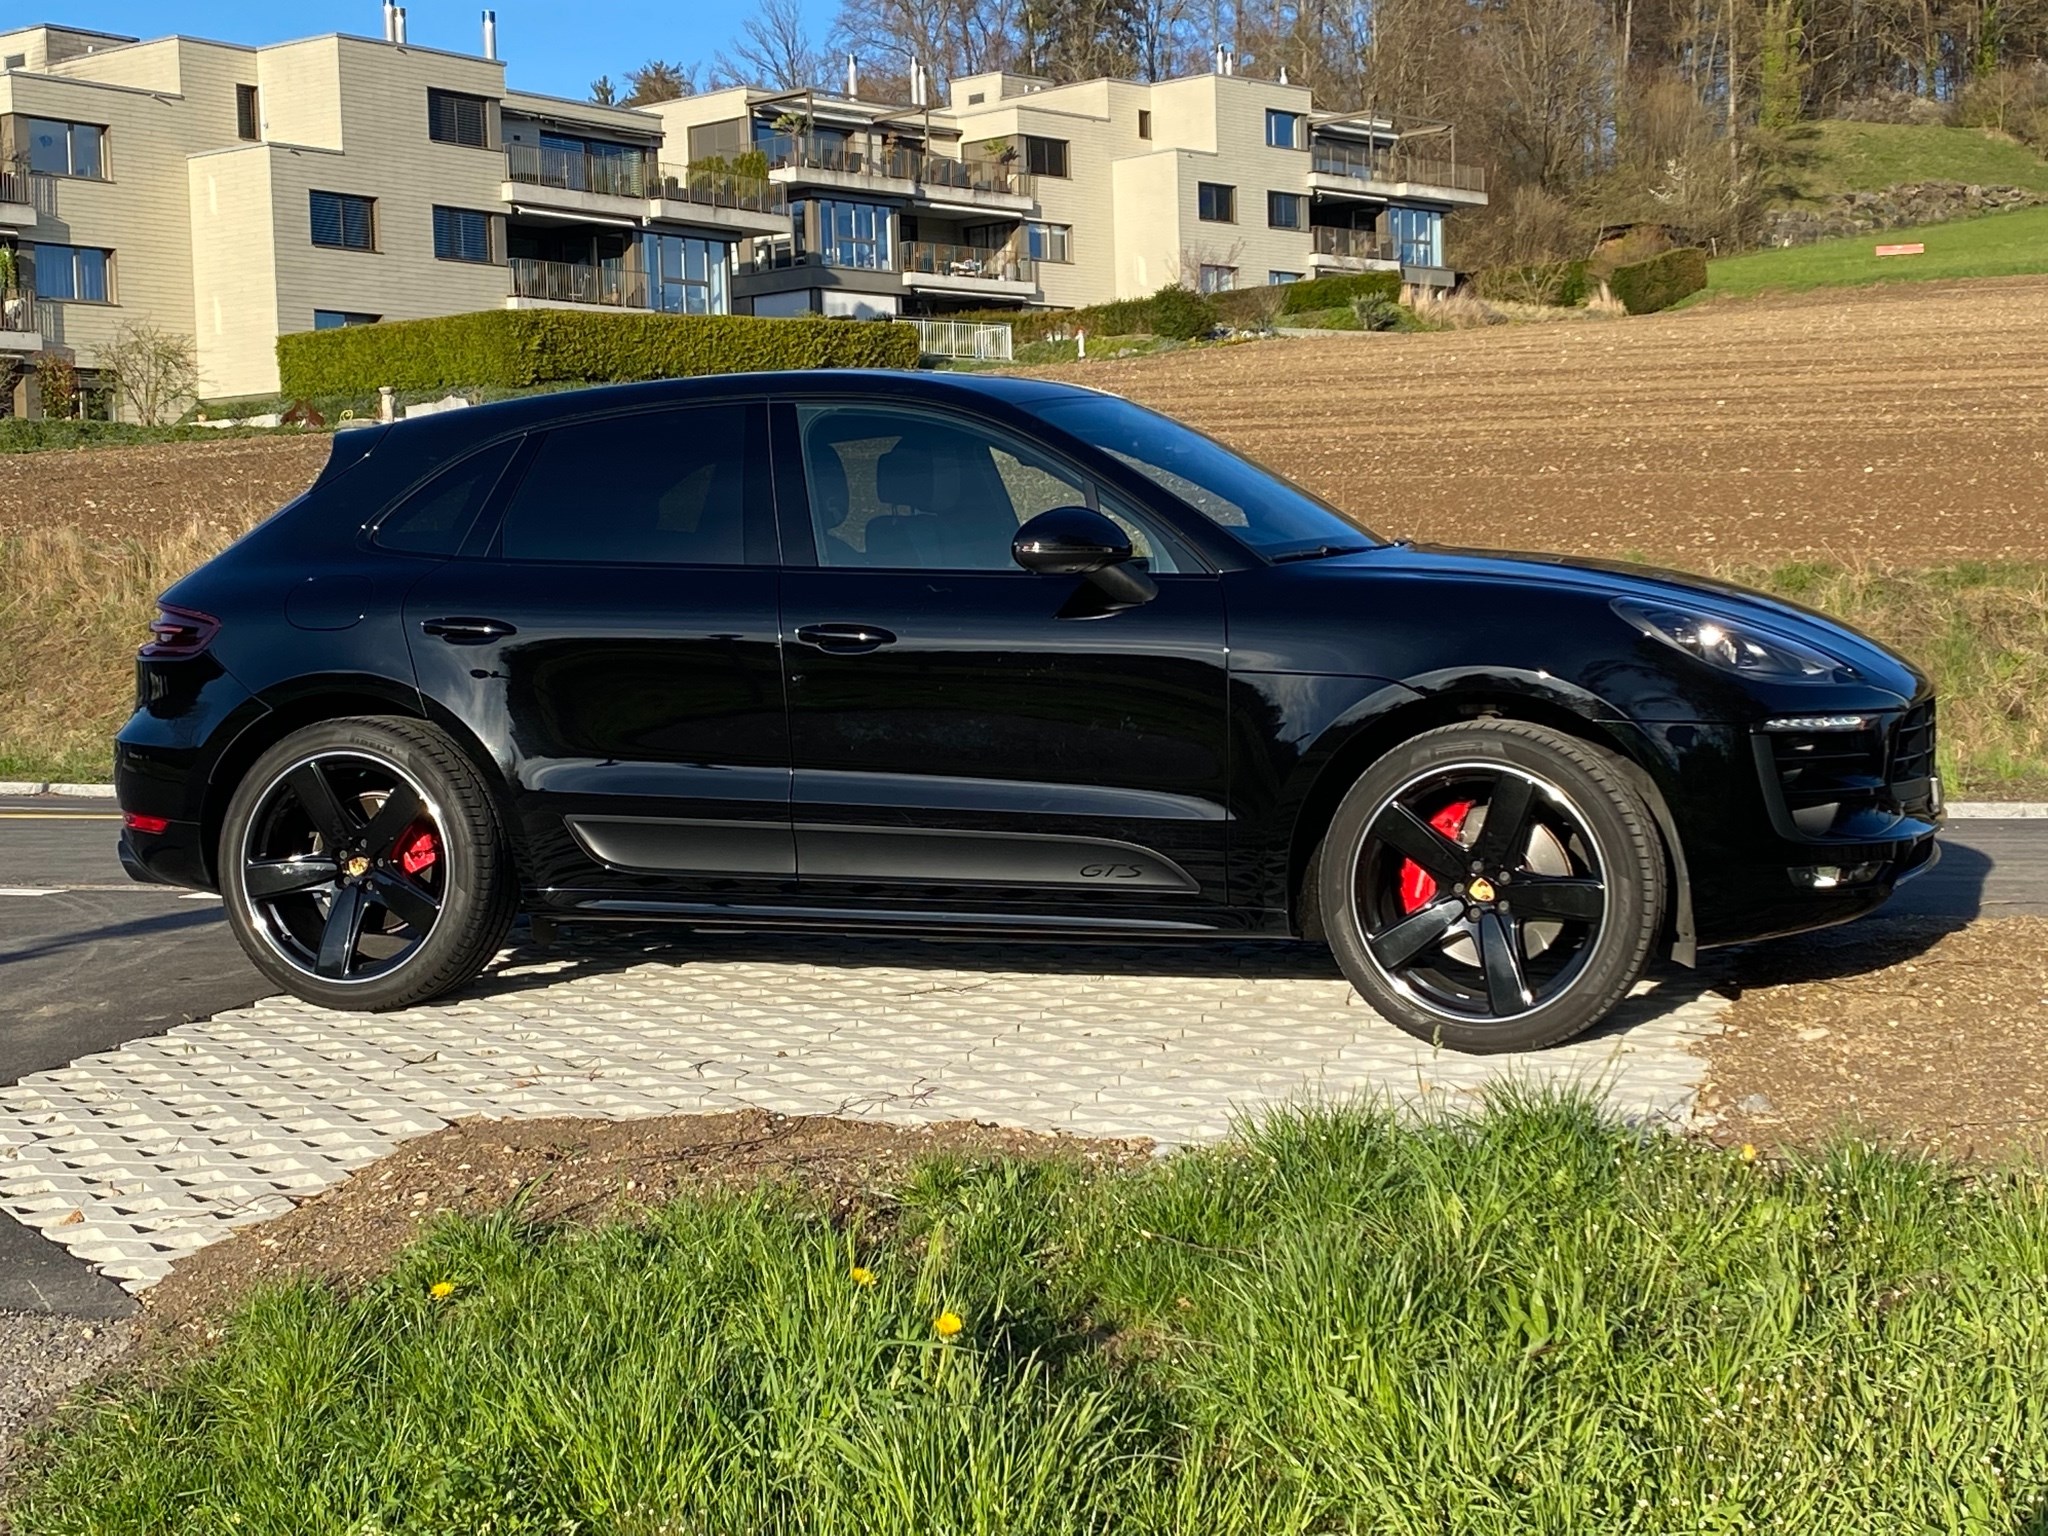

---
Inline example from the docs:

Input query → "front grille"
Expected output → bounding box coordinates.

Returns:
[1755,702,1938,838]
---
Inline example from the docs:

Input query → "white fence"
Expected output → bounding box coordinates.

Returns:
[908,317,1014,362]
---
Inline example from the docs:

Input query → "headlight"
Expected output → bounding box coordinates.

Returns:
[1613,600,1853,681]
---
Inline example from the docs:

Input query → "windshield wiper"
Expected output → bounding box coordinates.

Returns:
[1269,543,1371,564]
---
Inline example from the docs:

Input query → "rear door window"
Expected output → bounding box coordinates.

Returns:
[496,404,767,565]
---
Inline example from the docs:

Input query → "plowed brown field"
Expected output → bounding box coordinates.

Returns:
[1024,276,2048,565]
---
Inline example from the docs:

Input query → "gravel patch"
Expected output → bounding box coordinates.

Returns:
[0,1311,134,1468]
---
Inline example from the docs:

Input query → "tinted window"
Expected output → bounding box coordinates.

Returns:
[311,191,375,251]
[433,207,493,263]
[498,406,756,565]
[1022,136,1069,178]
[797,405,1183,573]
[374,437,520,555]
[428,89,490,147]
[1198,182,1235,222]
[1035,393,1377,558]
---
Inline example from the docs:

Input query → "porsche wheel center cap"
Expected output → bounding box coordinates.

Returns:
[344,855,371,879]
[1468,876,1496,903]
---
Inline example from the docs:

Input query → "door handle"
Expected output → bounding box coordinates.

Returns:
[795,623,897,654]
[420,616,518,645]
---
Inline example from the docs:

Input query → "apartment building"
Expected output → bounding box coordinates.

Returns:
[0,18,1484,412]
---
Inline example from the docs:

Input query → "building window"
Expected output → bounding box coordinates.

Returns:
[1265,110,1303,150]
[1268,270,1302,284]
[1024,221,1071,263]
[967,91,985,104]
[1022,135,1069,178]
[236,84,260,141]
[31,243,112,302]
[313,309,380,329]
[310,191,376,252]
[1137,109,1152,139]
[25,118,104,178]
[1197,182,1235,223]
[432,206,495,263]
[804,199,892,270]
[1198,264,1236,293]
[1267,191,1307,229]
[427,88,490,148]
[3,54,26,71]
[643,232,729,314]
[1390,205,1444,267]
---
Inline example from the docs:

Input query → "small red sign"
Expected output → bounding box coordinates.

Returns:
[1875,243,1926,257]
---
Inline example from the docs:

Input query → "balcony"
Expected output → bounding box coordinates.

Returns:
[0,287,41,351]
[653,165,791,239]
[900,240,1035,300]
[508,255,648,311]
[1309,225,1399,273]
[1308,142,1487,205]
[508,141,656,199]
[0,163,31,230]
[504,145,790,239]
[756,135,1034,212]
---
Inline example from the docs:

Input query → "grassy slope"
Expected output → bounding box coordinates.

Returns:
[12,1099,2048,1534]
[1702,201,2048,297]
[1770,120,2048,204]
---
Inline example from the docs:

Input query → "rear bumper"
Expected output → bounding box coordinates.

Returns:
[115,655,265,892]
[118,821,213,891]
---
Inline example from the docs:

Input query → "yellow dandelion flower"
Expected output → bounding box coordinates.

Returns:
[850,1266,877,1287]
[934,1310,965,1338]
[429,1281,457,1300]
[1739,1144,1758,1163]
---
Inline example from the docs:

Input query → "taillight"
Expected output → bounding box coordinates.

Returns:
[140,603,220,659]
[123,811,170,835]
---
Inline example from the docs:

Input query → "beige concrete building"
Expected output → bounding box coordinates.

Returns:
[0,20,1483,413]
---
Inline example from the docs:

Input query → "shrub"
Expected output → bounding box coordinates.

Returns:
[1475,260,1592,307]
[277,310,923,398]
[1148,283,1218,340]
[1277,271,1402,315]
[946,298,1159,345]
[1606,247,1709,314]
[1351,294,1405,331]
[98,320,201,426]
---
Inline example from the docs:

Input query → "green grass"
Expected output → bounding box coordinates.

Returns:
[12,1097,2048,1534]
[1700,201,2048,298]
[0,419,319,454]
[1769,120,2048,205]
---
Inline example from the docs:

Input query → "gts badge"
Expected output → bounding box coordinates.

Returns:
[1079,862,1145,880]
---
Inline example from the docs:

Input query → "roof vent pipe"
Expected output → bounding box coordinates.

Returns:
[382,2,395,42]
[1278,63,1288,83]
[394,7,408,45]
[845,52,857,98]
[482,9,497,59]
[1213,42,1225,73]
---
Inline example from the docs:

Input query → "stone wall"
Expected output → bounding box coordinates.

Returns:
[1759,181,2046,247]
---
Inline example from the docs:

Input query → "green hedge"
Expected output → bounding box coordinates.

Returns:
[1607,248,1709,315]
[1277,271,1402,315]
[277,310,923,398]
[1474,260,1592,307]
[946,297,1160,345]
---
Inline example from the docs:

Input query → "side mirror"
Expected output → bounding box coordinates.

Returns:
[1012,506,1131,575]
[1012,505,1158,612]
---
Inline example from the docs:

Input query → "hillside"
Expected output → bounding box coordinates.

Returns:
[1770,121,2048,204]
[1705,202,2048,296]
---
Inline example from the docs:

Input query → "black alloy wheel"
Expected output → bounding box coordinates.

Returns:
[220,718,518,1011]
[1320,721,1665,1053]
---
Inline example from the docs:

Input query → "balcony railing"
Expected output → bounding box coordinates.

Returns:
[1312,226,1396,262]
[507,142,657,200]
[0,163,28,207]
[1310,142,1487,194]
[1,287,35,333]
[756,135,1030,196]
[510,255,648,309]
[901,240,1034,284]
[657,166,788,216]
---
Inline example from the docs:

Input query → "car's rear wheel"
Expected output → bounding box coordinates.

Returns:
[219,717,517,1011]
[1318,720,1665,1054]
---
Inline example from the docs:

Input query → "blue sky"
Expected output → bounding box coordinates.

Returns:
[42,0,839,102]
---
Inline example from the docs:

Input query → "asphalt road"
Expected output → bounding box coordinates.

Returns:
[0,794,2043,1314]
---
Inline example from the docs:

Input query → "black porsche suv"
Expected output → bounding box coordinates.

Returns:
[117,372,1940,1053]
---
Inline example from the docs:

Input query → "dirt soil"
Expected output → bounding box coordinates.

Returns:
[1703,915,2048,1160]
[1023,276,2048,566]
[2,279,2045,564]
[0,435,330,542]
[138,1110,1147,1338]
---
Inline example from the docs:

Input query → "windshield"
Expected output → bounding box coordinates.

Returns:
[1034,393,1379,559]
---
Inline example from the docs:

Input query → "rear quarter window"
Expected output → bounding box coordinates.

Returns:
[371,437,522,555]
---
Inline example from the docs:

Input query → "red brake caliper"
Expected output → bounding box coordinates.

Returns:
[1398,801,1473,913]
[397,820,439,877]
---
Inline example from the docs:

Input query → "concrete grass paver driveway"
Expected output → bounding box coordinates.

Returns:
[0,931,1730,1291]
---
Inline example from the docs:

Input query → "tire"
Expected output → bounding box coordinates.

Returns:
[1317,720,1665,1054]
[219,716,518,1011]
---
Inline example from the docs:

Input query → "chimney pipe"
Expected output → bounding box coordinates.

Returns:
[394,6,407,44]
[1213,42,1225,73]
[382,1,395,42]
[482,9,497,59]
[1278,63,1288,84]
[846,52,857,98]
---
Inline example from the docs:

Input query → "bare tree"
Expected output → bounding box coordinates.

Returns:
[830,0,1021,94]
[98,322,199,426]
[714,0,832,88]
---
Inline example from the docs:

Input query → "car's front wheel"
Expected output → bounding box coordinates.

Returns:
[1319,720,1665,1054]
[219,717,518,1011]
